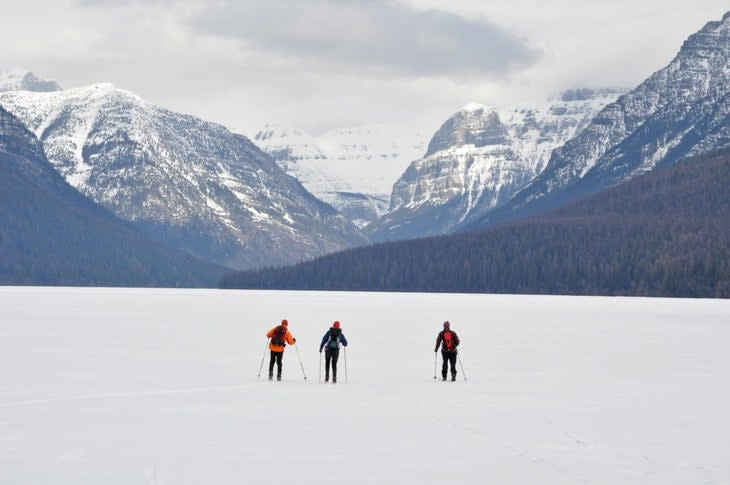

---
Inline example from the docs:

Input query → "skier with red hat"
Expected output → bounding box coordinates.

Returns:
[319,321,348,383]
[435,321,460,381]
[266,319,296,381]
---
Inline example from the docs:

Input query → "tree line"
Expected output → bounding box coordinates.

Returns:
[221,149,730,298]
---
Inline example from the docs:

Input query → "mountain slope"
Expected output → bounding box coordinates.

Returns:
[0,84,366,269]
[0,106,223,287]
[221,148,730,298]
[367,90,622,241]
[468,12,730,230]
[254,122,428,226]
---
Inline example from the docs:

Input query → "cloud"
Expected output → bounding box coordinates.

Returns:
[188,0,539,77]
[9,0,727,137]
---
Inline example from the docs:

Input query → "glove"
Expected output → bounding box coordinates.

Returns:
[292,338,296,343]
[319,348,323,353]
[434,348,438,352]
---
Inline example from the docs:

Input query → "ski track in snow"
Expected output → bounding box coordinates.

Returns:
[1,287,729,485]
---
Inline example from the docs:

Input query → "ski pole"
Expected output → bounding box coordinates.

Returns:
[294,343,308,380]
[433,351,438,380]
[457,354,468,382]
[257,339,270,379]
[344,347,348,384]
[319,350,322,384]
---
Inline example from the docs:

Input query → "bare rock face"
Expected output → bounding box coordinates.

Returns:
[424,104,509,158]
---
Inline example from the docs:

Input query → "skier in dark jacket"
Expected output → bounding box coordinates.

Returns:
[435,321,460,381]
[319,321,348,383]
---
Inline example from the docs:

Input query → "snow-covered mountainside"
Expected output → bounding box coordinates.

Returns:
[469,12,730,231]
[0,84,366,270]
[0,105,222,287]
[367,90,622,241]
[254,123,428,227]
[0,69,61,92]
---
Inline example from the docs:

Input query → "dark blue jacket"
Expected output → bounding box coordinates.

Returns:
[320,328,348,351]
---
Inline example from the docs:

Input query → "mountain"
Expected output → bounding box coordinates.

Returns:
[221,148,730,298]
[0,84,366,270]
[0,69,61,92]
[0,106,223,287]
[468,12,730,231]
[254,122,428,227]
[366,90,623,241]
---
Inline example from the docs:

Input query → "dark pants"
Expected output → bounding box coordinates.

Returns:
[325,348,339,382]
[269,350,283,379]
[442,350,457,380]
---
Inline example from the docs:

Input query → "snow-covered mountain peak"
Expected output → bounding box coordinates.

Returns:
[470,12,730,232]
[252,120,429,226]
[368,88,624,241]
[70,83,145,104]
[0,69,61,93]
[254,123,327,162]
[0,84,365,269]
[425,104,507,158]
[459,102,491,113]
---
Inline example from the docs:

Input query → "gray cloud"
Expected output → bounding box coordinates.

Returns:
[188,0,539,77]
[6,0,728,136]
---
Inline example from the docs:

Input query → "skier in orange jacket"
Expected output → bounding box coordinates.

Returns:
[266,319,296,381]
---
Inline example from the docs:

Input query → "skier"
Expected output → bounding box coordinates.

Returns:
[319,321,348,383]
[434,321,460,381]
[266,319,296,381]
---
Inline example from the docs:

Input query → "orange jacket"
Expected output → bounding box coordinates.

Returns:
[267,325,295,352]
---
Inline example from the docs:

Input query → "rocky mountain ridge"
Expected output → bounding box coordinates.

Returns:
[468,11,730,231]
[367,89,624,241]
[0,81,366,269]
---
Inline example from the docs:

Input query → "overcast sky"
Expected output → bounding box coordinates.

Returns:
[1,1,728,136]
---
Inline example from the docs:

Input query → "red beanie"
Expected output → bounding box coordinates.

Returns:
[333,321,340,329]
[281,319,288,326]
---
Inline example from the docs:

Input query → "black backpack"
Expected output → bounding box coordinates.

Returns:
[271,325,286,346]
[327,328,342,350]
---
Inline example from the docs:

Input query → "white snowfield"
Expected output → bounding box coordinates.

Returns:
[1,287,729,484]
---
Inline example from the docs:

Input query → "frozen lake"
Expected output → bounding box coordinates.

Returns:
[1,287,729,484]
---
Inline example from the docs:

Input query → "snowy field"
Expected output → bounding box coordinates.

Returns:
[1,287,729,484]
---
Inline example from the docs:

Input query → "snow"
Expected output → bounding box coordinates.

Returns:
[460,102,489,112]
[245,205,271,222]
[379,89,625,238]
[0,83,365,270]
[253,122,429,205]
[1,287,729,484]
